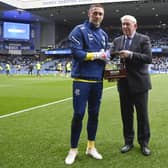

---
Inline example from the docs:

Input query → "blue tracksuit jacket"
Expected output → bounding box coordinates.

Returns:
[68,20,109,81]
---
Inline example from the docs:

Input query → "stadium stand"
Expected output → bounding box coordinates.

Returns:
[0,0,168,75]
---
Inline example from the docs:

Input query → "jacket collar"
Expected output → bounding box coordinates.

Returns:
[84,20,100,30]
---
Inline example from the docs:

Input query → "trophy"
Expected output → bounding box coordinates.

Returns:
[104,51,127,82]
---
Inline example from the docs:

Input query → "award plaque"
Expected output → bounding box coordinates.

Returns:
[104,52,127,82]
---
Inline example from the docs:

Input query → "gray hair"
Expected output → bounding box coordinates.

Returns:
[120,15,137,24]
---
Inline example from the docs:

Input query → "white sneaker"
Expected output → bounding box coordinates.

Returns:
[85,147,103,160]
[65,149,78,165]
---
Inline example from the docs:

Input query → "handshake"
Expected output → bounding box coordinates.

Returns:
[87,49,132,61]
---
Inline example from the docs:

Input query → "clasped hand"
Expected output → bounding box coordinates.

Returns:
[94,49,111,61]
[118,50,133,58]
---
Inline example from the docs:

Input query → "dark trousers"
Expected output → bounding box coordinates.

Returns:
[119,89,150,147]
[71,81,103,148]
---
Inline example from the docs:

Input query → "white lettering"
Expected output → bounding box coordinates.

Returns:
[8,29,25,33]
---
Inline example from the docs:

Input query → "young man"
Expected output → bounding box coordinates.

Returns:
[112,15,152,156]
[65,4,109,165]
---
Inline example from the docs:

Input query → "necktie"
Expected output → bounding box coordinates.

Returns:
[124,37,131,50]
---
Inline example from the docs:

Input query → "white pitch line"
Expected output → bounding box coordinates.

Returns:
[0,97,72,119]
[0,86,116,119]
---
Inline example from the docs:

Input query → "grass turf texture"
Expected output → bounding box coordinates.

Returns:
[0,74,167,168]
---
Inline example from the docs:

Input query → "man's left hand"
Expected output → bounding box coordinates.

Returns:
[118,50,133,58]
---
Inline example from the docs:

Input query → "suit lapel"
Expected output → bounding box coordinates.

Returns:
[120,35,125,50]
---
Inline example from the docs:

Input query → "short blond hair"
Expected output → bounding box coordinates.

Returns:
[120,15,137,24]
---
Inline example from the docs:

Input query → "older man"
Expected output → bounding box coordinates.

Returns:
[112,15,152,156]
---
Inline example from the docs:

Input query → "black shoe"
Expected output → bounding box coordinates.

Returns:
[141,146,151,156]
[121,144,133,153]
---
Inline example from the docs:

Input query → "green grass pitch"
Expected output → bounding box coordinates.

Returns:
[0,74,168,168]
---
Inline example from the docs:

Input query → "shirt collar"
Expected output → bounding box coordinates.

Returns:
[125,31,136,39]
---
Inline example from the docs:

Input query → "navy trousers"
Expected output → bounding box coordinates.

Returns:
[71,81,103,148]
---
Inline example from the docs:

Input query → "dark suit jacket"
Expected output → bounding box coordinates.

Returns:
[112,32,152,93]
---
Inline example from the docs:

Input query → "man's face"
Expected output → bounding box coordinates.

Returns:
[88,7,104,27]
[122,19,137,37]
